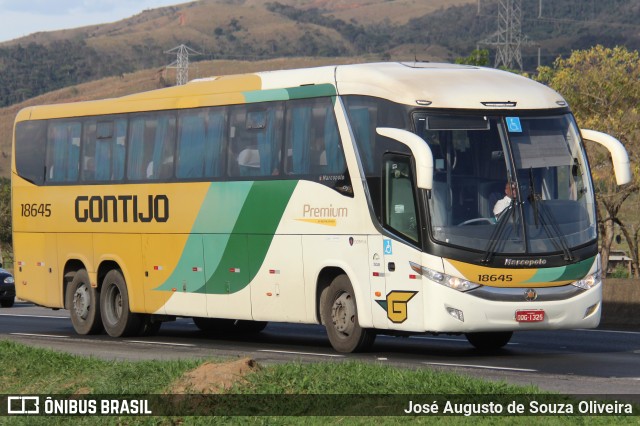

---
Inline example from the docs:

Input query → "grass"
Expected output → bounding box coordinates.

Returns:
[0,340,638,425]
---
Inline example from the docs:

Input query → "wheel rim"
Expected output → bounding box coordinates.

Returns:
[73,284,90,320]
[331,292,355,336]
[105,284,123,325]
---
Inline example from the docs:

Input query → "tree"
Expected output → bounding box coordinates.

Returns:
[455,49,490,66]
[0,178,11,265]
[537,45,640,275]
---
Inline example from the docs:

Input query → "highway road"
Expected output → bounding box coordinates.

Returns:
[1,302,639,399]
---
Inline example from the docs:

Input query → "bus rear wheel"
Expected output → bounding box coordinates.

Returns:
[100,269,141,337]
[67,269,103,335]
[465,331,513,351]
[321,274,375,353]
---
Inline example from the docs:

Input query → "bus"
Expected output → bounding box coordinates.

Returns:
[12,62,631,352]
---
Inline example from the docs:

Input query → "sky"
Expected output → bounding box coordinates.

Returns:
[0,0,185,42]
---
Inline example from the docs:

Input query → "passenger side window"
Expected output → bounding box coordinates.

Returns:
[127,113,176,181]
[46,121,81,183]
[228,102,284,178]
[176,107,226,179]
[285,97,345,176]
[81,117,127,182]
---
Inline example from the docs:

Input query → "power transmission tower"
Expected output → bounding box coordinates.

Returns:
[478,0,534,70]
[164,44,200,86]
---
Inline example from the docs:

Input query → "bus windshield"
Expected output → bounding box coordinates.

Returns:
[415,113,596,256]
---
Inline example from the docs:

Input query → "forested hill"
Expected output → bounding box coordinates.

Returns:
[0,0,639,109]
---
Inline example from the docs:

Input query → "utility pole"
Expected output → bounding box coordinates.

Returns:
[164,44,200,86]
[478,0,534,70]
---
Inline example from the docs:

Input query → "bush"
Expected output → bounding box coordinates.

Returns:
[610,264,630,278]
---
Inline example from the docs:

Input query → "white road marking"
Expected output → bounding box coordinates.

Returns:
[0,313,68,319]
[125,340,196,347]
[423,361,536,372]
[411,335,519,345]
[10,333,68,338]
[411,336,466,342]
[258,349,344,358]
[577,329,640,336]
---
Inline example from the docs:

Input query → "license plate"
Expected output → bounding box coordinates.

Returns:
[515,309,545,322]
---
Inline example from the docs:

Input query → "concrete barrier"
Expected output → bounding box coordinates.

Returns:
[601,278,640,329]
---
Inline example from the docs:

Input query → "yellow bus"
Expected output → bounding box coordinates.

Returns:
[12,62,630,352]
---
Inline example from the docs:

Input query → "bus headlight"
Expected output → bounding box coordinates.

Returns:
[410,262,481,292]
[571,271,601,291]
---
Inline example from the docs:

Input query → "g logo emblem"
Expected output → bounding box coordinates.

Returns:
[376,291,418,323]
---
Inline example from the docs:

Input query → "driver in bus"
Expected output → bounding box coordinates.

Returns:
[493,181,517,218]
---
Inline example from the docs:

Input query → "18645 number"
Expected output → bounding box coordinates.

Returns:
[477,274,513,283]
[21,203,52,217]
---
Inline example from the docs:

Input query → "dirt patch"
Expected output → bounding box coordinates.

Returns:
[169,358,260,394]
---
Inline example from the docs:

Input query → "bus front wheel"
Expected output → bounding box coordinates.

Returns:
[67,269,103,335]
[465,331,513,351]
[100,269,141,337]
[321,274,375,353]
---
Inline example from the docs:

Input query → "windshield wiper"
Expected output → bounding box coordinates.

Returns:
[528,168,574,261]
[481,201,515,264]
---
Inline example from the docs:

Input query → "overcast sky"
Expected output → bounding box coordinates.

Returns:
[0,0,185,42]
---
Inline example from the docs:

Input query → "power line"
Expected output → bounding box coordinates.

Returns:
[477,0,639,70]
[164,44,201,86]
[478,0,535,70]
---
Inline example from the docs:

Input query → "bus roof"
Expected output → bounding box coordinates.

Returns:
[17,62,566,121]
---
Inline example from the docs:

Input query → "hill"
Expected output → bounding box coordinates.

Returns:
[1,0,639,176]
[0,56,367,177]
[2,0,639,107]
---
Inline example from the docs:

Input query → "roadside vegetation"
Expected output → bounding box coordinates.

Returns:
[1,340,637,425]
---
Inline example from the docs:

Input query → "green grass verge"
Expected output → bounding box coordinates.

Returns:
[0,340,636,425]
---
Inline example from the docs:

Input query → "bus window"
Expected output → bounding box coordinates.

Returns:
[177,107,226,179]
[15,120,47,186]
[46,121,81,183]
[228,103,283,178]
[285,97,346,176]
[81,117,127,182]
[127,113,176,181]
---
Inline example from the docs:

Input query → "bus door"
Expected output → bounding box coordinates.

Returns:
[375,154,425,331]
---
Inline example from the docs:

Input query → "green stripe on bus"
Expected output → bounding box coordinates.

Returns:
[154,180,298,295]
[524,256,596,283]
[243,84,336,103]
[243,88,290,103]
[201,180,298,294]
[286,84,337,99]
[154,182,252,293]
[556,257,596,281]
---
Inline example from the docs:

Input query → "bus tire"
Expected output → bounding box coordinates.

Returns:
[67,269,103,335]
[465,331,513,351]
[321,274,375,353]
[100,269,141,337]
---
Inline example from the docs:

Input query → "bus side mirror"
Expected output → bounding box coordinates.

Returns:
[376,127,434,190]
[581,129,632,186]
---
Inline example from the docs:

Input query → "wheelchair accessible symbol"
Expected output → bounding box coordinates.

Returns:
[383,239,393,255]
[506,117,522,133]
